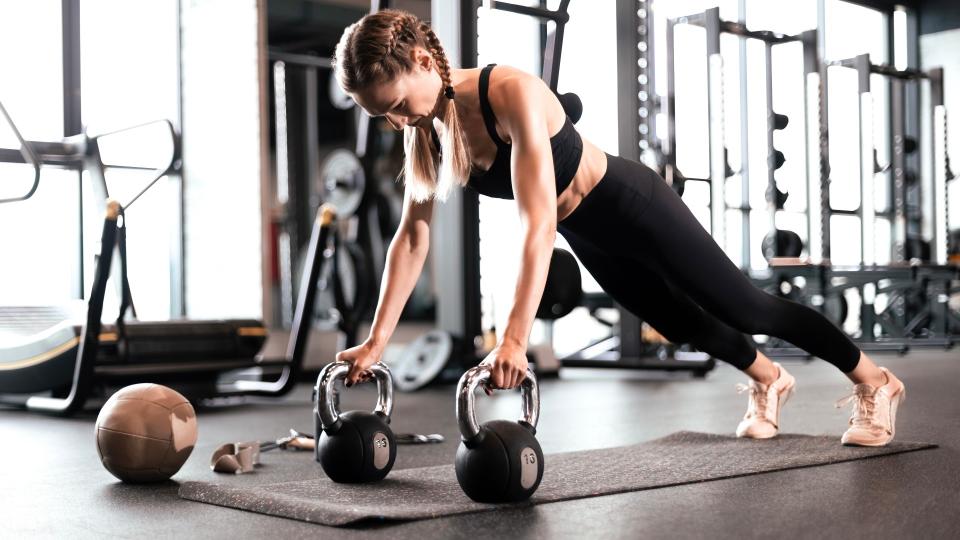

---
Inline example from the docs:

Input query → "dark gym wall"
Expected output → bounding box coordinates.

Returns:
[856,0,960,35]
[268,0,430,54]
[917,0,960,34]
[846,0,960,34]
[268,0,367,53]
[849,0,917,9]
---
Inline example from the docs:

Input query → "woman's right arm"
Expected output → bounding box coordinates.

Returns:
[339,186,434,384]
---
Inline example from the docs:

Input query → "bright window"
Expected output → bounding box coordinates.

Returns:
[0,1,181,318]
[0,1,63,141]
[0,2,76,305]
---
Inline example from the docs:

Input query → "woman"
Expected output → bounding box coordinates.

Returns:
[332,9,905,446]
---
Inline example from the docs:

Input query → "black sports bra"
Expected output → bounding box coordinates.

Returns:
[430,64,583,200]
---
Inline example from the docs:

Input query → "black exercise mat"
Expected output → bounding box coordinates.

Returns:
[178,431,935,527]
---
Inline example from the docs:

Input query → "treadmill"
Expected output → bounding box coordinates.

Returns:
[0,100,337,415]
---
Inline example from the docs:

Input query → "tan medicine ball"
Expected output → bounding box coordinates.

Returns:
[95,383,198,482]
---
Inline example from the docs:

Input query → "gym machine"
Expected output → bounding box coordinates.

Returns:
[268,0,417,359]
[659,7,841,354]
[663,7,818,264]
[657,5,958,354]
[756,56,958,353]
[0,99,341,414]
[825,56,952,266]
[265,0,494,391]
[553,0,716,376]
[269,49,380,350]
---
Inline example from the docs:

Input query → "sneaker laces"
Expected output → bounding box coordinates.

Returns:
[835,385,880,430]
[737,382,772,422]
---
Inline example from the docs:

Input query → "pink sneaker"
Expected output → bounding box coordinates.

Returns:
[736,362,796,439]
[836,367,906,447]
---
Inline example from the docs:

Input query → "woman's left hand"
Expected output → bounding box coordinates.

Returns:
[479,341,530,395]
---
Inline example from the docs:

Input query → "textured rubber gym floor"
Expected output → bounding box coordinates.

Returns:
[2,348,958,539]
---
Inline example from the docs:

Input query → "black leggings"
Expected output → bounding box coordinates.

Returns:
[558,153,861,372]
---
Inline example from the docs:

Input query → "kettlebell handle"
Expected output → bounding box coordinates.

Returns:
[456,364,540,442]
[315,361,394,432]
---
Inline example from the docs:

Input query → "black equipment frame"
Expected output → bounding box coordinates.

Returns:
[0,104,338,414]
[634,2,958,360]
[553,0,715,375]
[665,8,817,264]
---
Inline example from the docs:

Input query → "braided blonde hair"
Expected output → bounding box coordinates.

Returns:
[334,9,470,202]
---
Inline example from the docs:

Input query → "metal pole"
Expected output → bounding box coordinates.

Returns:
[63,0,84,299]
[890,76,907,262]
[801,30,819,262]
[460,1,483,350]
[856,54,876,265]
[904,7,921,204]
[615,0,640,161]
[765,42,777,258]
[615,0,645,359]
[172,0,186,318]
[427,0,482,349]
[930,68,949,264]
[273,61,294,327]
[738,0,751,269]
[665,18,677,162]
[305,66,320,255]
[705,7,727,249]
[816,0,831,263]
[642,0,655,152]
[539,0,571,90]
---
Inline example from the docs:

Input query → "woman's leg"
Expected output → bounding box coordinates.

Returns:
[743,350,781,385]
[560,154,866,375]
[561,225,796,438]
[632,161,906,444]
[561,155,901,444]
[619,161,869,376]
[560,226,758,370]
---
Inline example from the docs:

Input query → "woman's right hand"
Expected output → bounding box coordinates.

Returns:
[336,339,385,387]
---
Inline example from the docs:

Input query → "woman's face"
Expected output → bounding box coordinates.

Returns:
[352,47,442,131]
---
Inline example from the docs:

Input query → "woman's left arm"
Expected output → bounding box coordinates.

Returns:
[483,76,558,391]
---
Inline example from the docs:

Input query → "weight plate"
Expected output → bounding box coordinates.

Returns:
[536,248,582,320]
[328,71,355,110]
[318,148,365,218]
[333,241,375,324]
[762,229,803,260]
[388,330,453,392]
[299,240,364,329]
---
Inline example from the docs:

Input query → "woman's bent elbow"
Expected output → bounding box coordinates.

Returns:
[392,229,429,257]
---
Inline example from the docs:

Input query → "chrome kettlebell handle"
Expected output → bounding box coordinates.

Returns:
[456,364,540,442]
[315,361,394,432]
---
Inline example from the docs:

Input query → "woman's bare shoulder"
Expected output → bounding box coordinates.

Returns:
[486,65,553,114]
[488,64,546,92]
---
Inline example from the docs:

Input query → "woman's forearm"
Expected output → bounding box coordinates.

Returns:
[367,231,430,348]
[501,226,557,350]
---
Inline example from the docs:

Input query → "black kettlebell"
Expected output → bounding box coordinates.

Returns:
[454,364,544,503]
[314,361,396,483]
